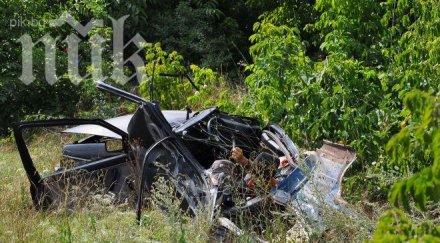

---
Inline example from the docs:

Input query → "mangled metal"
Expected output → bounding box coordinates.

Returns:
[13,81,357,239]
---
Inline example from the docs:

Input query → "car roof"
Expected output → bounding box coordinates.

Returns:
[62,110,187,139]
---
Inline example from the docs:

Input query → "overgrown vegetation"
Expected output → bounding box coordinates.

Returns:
[0,133,211,242]
[1,0,439,241]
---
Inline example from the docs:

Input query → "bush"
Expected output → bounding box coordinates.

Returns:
[138,43,237,111]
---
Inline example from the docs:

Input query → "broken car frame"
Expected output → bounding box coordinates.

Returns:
[14,81,356,239]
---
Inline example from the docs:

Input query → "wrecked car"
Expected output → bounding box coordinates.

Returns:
[14,81,356,239]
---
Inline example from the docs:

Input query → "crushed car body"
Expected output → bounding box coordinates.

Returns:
[13,81,356,238]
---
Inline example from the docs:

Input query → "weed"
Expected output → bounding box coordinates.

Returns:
[0,129,381,242]
[59,218,73,243]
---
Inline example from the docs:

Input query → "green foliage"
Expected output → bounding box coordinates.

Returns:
[374,89,439,242]
[244,0,439,206]
[387,90,439,211]
[245,22,311,123]
[243,3,439,240]
[314,0,384,61]
[244,15,394,174]
[109,0,260,69]
[1,0,439,240]
[139,43,188,109]
[0,0,132,135]
[373,208,440,242]
[187,65,225,109]
[0,0,264,135]
[379,0,440,98]
[138,43,236,110]
[246,0,317,29]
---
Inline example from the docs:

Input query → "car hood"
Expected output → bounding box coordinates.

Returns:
[62,110,188,139]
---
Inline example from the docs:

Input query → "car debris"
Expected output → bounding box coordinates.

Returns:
[13,81,356,240]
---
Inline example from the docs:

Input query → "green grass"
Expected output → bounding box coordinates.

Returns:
[0,135,210,243]
[0,132,379,242]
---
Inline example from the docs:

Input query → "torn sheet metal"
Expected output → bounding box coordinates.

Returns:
[14,82,357,241]
[272,140,356,228]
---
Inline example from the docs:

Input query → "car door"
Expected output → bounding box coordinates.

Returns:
[14,119,131,209]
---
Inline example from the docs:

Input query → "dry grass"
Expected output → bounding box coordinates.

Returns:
[0,134,210,243]
[0,132,379,242]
